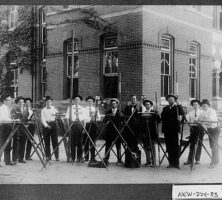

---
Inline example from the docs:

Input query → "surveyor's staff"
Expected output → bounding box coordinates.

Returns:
[155,92,161,165]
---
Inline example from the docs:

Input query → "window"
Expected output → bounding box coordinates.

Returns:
[41,65,47,97]
[9,6,17,29]
[189,43,199,99]
[40,9,46,61]
[41,9,46,24]
[161,36,172,98]
[102,35,118,98]
[10,66,18,98]
[41,26,46,60]
[103,37,118,76]
[66,40,79,78]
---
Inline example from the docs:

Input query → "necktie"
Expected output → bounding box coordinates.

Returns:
[195,110,197,117]
[89,107,92,117]
[76,105,80,119]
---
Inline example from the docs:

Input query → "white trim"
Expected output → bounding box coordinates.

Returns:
[46,6,213,33]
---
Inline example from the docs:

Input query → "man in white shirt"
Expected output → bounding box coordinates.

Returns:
[41,96,59,161]
[0,95,13,165]
[198,99,220,169]
[141,99,161,167]
[184,100,204,165]
[24,98,35,161]
[65,95,85,163]
[83,96,101,163]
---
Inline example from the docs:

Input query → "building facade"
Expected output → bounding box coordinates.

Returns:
[1,5,222,110]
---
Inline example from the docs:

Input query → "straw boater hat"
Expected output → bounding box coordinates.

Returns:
[45,96,53,101]
[201,99,210,106]
[15,96,25,104]
[165,94,177,101]
[73,94,82,101]
[85,96,95,102]
[143,99,153,106]
[190,99,201,106]
[110,98,119,105]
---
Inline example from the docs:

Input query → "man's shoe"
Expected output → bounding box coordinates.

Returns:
[175,165,181,169]
[56,158,60,161]
[167,164,173,168]
[18,160,26,163]
[5,162,13,166]
[184,161,192,165]
[208,163,215,169]
[195,160,200,164]
[26,157,33,161]
[144,160,152,167]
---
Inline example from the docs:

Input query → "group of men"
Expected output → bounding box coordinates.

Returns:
[0,95,34,165]
[0,93,220,169]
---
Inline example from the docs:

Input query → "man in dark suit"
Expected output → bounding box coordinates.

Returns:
[141,99,161,167]
[24,98,35,161]
[11,96,29,164]
[123,94,140,153]
[103,98,123,165]
[161,94,184,169]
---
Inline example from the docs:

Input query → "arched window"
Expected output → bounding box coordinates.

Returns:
[189,41,200,99]
[64,38,79,98]
[161,35,174,97]
[102,33,118,98]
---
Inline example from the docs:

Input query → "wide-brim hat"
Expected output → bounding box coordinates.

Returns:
[25,98,32,103]
[190,99,201,106]
[73,94,82,101]
[86,96,95,102]
[201,99,210,106]
[110,98,119,105]
[165,94,177,101]
[143,99,153,106]
[15,96,25,104]
[45,96,53,101]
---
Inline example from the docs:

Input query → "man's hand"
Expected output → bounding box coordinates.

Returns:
[47,124,51,129]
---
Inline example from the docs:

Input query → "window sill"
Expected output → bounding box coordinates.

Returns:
[104,73,118,77]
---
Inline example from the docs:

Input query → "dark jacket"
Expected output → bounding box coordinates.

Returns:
[141,109,161,140]
[124,104,141,127]
[161,104,184,133]
[11,107,29,122]
[103,108,123,140]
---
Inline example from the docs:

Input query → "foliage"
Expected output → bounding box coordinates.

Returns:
[0,6,34,96]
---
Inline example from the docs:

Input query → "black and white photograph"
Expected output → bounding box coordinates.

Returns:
[0,3,222,199]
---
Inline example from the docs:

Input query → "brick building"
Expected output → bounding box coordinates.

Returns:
[42,5,220,108]
[1,5,222,110]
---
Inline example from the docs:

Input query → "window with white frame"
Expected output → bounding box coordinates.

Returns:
[9,6,17,29]
[103,37,118,76]
[40,9,46,61]
[66,40,79,77]
[102,35,118,98]
[189,43,199,99]
[161,36,172,98]
[10,61,18,98]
